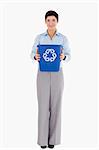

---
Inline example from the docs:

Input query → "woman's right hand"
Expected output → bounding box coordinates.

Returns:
[35,48,41,61]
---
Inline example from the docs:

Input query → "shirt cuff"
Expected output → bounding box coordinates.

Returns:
[63,55,66,60]
[30,52,36,61]
[63,54,71,62]
[34,56,36,60]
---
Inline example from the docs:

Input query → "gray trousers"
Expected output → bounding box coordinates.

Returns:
[36,67,64,146]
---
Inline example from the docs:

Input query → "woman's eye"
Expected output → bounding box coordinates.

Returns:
[47,19,50,22]
[52,19,55,22]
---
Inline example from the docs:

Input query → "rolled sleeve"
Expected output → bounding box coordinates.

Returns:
[62,35,71,62]
[30,35,40,61]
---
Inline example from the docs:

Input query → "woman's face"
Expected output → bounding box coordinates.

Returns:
[45,16,58,30]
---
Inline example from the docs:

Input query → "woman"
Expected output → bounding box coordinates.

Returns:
[30,10,71,149]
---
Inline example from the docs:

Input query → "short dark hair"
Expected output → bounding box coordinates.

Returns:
[45,10,59,22]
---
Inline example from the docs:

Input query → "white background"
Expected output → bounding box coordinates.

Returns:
[0,1,98,150]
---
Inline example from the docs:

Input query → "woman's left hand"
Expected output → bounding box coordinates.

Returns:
[60,53,65,60]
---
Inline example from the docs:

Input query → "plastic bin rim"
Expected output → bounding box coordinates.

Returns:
[37,44,62,47]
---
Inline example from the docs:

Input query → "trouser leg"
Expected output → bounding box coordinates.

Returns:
[36,70,50,146]
[48,68,64,145]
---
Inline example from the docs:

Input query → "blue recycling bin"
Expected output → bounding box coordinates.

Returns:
[37,44,62,72]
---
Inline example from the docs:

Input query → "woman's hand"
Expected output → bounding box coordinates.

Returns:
[35,48,41,61]
[60,53,65,60]
[60,47,65,60]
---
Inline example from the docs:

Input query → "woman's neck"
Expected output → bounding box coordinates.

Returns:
[47,29,57,39]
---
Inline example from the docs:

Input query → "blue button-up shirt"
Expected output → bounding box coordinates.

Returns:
[30,30,71,68]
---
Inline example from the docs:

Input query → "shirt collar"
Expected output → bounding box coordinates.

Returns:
[44,30,60,36]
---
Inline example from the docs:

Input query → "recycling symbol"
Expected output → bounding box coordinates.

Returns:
[43,48,57,62]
